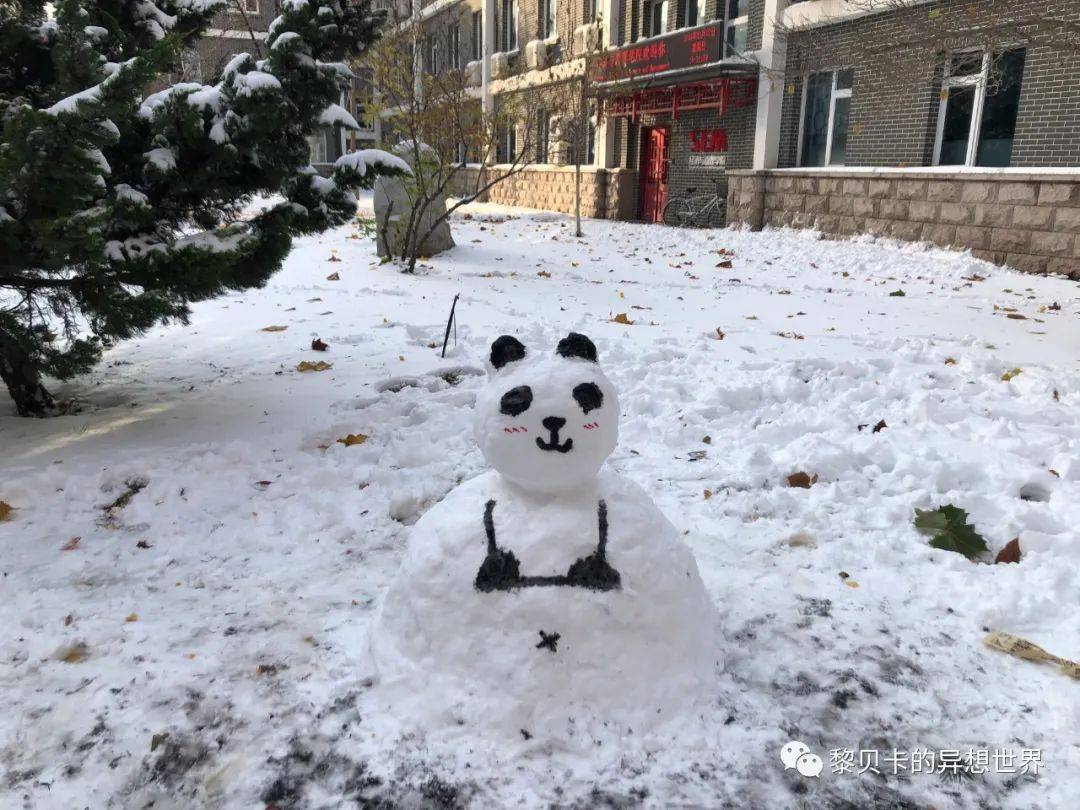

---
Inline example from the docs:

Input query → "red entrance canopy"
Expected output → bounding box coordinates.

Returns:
[600,76,757,122]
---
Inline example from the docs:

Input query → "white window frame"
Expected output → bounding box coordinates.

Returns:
[795,68,851,167]
[449,24,461,70]
[724,0,747,57]
[539,0,557,39]
[472,11,483,61]
[933,50,990,167]
[501,0,518,51]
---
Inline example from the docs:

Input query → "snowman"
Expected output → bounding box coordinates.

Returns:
[370,333,721,740]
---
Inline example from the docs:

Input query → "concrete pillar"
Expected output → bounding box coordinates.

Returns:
[751,0,787,170]
[482,0,495,115]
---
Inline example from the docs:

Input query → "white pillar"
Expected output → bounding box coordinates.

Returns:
[594,0,619,169]
[482,0,496,115]
[752,0,787,170]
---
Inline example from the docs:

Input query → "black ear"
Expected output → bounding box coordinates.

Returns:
[490,335,526,369]
[556,332,597,363]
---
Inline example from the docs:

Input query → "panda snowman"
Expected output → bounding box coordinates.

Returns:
[369,333,721,740]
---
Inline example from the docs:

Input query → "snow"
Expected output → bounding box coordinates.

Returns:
[44,84,101,116]
[334,149,412,177]
[2,202,1079,808]
[237,71,281,94]
[114,184,149,206]
[144,147,176,171]
[318,103,360,129]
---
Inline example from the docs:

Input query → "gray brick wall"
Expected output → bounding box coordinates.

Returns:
[779,0,1080,168]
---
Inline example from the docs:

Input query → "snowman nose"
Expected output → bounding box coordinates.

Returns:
[542,416,566,432]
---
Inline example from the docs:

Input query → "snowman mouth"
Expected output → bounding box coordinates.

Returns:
[536,431,573,453]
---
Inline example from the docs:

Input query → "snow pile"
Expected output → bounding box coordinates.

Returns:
[334,149,412,178]
[370,334,720,743]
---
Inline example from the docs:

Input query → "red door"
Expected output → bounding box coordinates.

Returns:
[640,127,669,223]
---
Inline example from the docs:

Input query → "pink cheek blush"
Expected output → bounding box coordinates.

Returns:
[583,422,599,430]
[502,426,529,434]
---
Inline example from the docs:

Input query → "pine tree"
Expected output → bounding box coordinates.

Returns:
[0,0,406,415]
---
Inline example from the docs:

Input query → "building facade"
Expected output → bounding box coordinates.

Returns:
[403,0,1080,273]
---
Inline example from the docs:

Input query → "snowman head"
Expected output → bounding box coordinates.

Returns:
[475,333,619,494]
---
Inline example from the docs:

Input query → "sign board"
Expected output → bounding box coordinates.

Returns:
[688,154,726,168]
[591,23,723,84]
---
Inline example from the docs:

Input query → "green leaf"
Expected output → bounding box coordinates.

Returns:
[889,289,906,297]
[914,505,990,560]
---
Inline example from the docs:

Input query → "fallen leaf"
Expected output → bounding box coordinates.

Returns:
[914,504,989,561]
[151,733,169,752]
[889,289,906,297]
[326,271,340,281]
[1052,389,1060,401]
[260,325,288,332]
[311,338,329,352]
[136,539,151,549]
[611,313,634,325]
[702,435,712,444]
[716,259,733,269]
[337,433,369,447]
[775,331,805,340]
[327,252,341,262]
[62,537,81,551]
[1006,313,1027,320]
[537,270,551,278]
[57,642,89,663]
[713,328,726,340]
[297,360,333,372]
[0,501,12,522]
[944,357,957,365]
[995,537,1022,564]
[1001,367,1022,382]
[843,579,860,588]
[872,419,887,433]
[125,612,139,623]
[787,472,818,488]
[703,489,712,500]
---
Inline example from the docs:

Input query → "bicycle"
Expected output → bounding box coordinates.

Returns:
[662,180,727,228]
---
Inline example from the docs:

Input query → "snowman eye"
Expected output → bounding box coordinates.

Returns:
[572,382,603,414]
[500,385,533,416]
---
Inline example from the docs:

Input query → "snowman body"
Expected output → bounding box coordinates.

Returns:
[370,334,720,739]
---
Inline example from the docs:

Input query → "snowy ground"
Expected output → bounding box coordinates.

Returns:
[2,198,1079,809]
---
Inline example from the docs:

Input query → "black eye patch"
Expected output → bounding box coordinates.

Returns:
[572,382,603,414]
[500,385,533,417]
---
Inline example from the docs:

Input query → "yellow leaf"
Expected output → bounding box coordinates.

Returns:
[260,325,288,332]
[185,653,196,660]
[1001,367,1022,382]
[59,642,89,663]
[537,270,551,278]
[618,291,625,299]
[612,312,634,325]
[844,579,860,589]
[125,613,139,623]
[0,501,12,522]
[337,433,369,447]
[703,489,712,500]
[944,357,957,365]
[297,361,333,372]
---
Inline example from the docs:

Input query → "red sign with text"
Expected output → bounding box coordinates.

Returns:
[591,23,723,83]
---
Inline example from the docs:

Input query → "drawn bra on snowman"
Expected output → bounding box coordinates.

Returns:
[474,498,622,592]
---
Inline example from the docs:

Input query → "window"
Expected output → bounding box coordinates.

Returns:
[472,11,483,61]
[935,49,1026,167]
[643,0,668,37]
[497,125,517,162]
[725,0,747,56]
[449,24,461,69]
[584,0,596,23]
[426,36,440,74]
[536,110,551,162]
[798,68,852,166]
[682,0,705,29]
[501,0,517,51]
[539,0,556,39]
[586,116,596,165]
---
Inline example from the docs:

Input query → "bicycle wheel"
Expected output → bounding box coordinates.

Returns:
[704,199,727,229]
[663,198,694,227]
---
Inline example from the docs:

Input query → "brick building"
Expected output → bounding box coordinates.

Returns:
[396,0,1080,273]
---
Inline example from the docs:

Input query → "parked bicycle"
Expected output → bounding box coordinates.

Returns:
[662,180,727,228]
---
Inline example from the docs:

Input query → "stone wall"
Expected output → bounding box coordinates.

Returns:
[455,166,638,220]
[727,169,1080,277]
